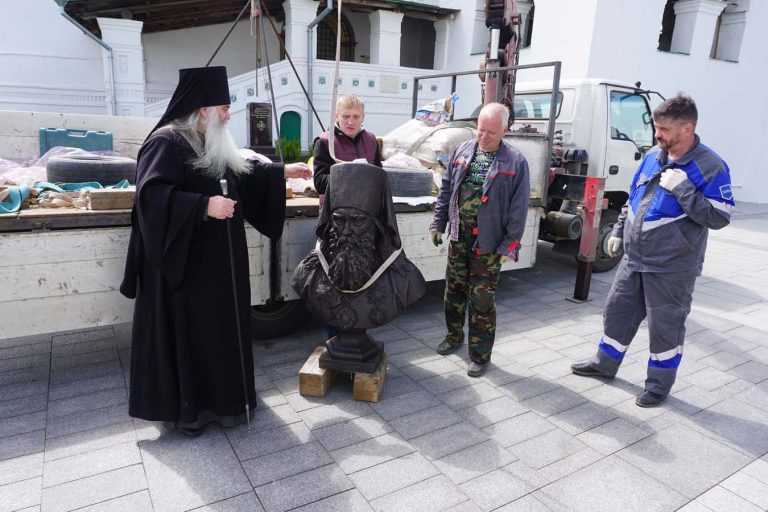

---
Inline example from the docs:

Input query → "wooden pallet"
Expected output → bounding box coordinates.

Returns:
[298,346,387,402]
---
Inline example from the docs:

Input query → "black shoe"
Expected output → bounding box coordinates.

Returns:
[437,339,462,356]
[635,391,667,408]
[467,361,488,378]
[570,360,614,379]
[179,426,205,437]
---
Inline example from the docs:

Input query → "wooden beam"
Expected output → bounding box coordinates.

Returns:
[68,0,286,32]
[352,353,388,402]
[80,0,223,17]
[77,0,280,18]
[299,346,335,397]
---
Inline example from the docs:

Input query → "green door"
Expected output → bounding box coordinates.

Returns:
[280,111,301,143]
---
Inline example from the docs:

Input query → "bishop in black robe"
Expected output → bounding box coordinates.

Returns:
[120,66,308,433]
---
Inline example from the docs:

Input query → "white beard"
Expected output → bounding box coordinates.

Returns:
[172,111,249,178]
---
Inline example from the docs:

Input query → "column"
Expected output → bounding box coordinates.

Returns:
[284,0,318,61]
[671,0,726,55]
[369,10,404,66]
[714,1,748,61]
[97,18,145,116]
[433,18,451,70]
[517,0,534,47]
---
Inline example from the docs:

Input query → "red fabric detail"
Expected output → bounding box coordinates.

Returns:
[471,226,479,236]
[481,195,489,204]
[474,248,481,256]
[507,240,521,252]
[498,170,517,177]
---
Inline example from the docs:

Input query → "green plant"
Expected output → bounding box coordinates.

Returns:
[277,137,302,163]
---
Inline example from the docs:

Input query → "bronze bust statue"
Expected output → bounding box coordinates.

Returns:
[292,162,426,373]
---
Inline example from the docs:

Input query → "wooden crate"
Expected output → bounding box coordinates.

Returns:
[299,346,335,397]
[352,353,388,402]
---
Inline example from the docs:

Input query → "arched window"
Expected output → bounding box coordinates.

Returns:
[317,9,356,61]
[401,16,435,69]
[658,0,677,52]
[520,0,534,48]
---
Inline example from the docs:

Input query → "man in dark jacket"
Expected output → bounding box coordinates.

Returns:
[430,103,530,377]
[571,95,734,407]
[313,95,382,195]
[120,66,309,435]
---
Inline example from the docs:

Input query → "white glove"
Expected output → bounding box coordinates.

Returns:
[606,236,622,258]
[659,168,688,191]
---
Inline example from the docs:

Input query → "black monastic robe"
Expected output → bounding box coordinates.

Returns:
[120,126,285,426]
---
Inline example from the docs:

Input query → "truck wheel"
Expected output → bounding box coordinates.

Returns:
[46,155,137,185]
[591,209,622,273]
[251,300,307,340]
[384,167,434,197]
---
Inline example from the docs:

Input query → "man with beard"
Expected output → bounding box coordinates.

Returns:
[292,162,426,372]
[120,66,310,435]
[325,207,382,291]
[571,94,734,407]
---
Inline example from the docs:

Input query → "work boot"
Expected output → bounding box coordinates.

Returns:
[437,339,462,356]
[571,360,615,379]
[635,390,667,408]
[467,360,488,378]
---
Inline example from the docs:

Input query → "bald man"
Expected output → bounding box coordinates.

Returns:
[430,103,530,377]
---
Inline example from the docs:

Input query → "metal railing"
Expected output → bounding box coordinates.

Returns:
[411,61,562,206]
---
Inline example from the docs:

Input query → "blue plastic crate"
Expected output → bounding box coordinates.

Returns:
[39,128,113,156]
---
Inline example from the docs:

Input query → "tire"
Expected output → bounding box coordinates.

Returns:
[251,300,308,340]
[591,209,623,273]
[46,154,137,185]
[384,167,434,197]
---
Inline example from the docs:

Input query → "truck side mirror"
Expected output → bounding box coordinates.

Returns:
[634,151,642,161]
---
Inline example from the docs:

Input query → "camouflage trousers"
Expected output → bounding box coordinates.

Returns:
[444,236,502,364]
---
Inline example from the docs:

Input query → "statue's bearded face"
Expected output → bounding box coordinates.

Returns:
[326,207,381,290]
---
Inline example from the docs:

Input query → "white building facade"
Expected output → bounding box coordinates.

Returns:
[1,0,765,201]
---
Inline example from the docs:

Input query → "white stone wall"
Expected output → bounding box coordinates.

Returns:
[439,0,766,203]
[209,60,447,151]
[586,0,766,203]
[0,0,107,114]
[142,19,283,105]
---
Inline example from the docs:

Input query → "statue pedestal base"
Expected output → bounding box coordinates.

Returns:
[299,346,388,402]
[319,329,383,374]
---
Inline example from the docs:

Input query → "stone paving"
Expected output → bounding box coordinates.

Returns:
[3,205,768,511]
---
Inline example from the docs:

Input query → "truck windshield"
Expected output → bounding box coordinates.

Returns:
[610,91,654,148]
[512,92,563,120]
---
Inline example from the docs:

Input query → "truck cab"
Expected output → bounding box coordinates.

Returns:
[512,78,659,270]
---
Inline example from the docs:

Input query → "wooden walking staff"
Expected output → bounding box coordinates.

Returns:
[220,178,251,427]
